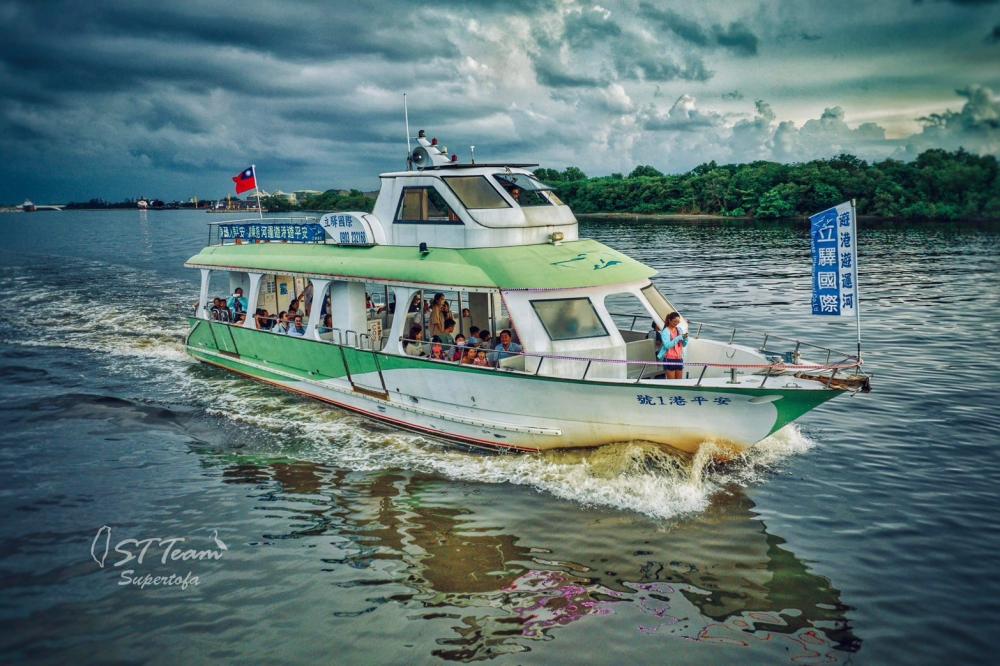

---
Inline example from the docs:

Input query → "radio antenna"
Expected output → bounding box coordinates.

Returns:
[403,93,411,156]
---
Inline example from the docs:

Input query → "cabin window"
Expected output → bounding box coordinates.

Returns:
[530,297,609,341]
[640,283,677,323]
[605,292,658,340]
[493,173,554,207]
[442,176,510,209]
[395,186,462,224]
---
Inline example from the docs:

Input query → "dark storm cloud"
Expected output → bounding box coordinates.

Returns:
[563,7,623,47]
[529,11,712,88]
[1,0,998,203]
[637,3,759,56]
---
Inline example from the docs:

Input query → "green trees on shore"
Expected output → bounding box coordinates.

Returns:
[262,189,374,213]
[536,149,999,220]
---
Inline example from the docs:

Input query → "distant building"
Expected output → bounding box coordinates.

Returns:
[294,189,322,202]
[269,190,297,204]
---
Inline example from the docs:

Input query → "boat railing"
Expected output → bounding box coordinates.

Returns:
[206,216,321,246]
[607,311,857,367]
[397,336,865,388]
[196,313,865,388]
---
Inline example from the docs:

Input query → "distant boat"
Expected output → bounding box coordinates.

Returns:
[21,200,36,212]
[137,199,149,210]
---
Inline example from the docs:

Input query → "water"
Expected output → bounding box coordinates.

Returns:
[0,210,997,664]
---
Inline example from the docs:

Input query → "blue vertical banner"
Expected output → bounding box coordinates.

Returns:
[810,201,858,317]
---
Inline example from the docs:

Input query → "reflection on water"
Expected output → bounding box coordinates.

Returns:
[208,452,859,662]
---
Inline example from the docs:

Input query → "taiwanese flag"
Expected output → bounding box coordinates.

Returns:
[232,166,257,194]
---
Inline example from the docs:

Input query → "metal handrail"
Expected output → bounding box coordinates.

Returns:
[396,336,863,381]
[606,311,857,362]
[195,317,864,386]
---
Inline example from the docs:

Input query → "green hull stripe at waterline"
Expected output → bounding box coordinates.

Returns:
[185,239,657,290]
[186,319,839,436]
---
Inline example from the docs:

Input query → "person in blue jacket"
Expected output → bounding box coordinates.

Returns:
[657,312,688,380]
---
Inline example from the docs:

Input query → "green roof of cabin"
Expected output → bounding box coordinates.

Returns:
[185,239,656,290]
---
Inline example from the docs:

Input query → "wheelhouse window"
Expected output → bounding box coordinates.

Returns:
[530,297,609,341]
[494,173,557,207]
[395,186,462,224]
[640,283,677,323]
[442,176,510,209]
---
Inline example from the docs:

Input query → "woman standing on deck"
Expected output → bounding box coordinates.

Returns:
[428,293,446,338]
[658,312,688,380]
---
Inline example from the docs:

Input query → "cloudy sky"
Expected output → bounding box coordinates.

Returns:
[2,0,998,203]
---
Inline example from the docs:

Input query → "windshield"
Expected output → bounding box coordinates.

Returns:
[641,283,677,322]
[442,176,510,209]
[493,173,557,207]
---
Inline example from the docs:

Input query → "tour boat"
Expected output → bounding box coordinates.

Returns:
[184,133,869,454]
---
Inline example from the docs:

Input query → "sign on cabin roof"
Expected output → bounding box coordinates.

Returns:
[211,213,380,247]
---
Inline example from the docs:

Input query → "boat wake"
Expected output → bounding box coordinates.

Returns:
[203,381,814,520]
[0,258,816,521]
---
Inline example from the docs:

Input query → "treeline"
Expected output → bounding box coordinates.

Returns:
[263,189,375,213]
[65,198,151,209]
[535,148,999,220]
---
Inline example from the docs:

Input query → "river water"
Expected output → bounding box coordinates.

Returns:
[0,210,997,664]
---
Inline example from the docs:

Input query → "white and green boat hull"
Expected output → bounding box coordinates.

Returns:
[187,319,839,454]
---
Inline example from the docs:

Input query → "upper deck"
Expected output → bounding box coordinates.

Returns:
[371,164,579,248]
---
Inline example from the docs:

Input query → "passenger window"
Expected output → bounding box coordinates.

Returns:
[395,187,461,224]
[530,297,608,341]
[605,292,656,342]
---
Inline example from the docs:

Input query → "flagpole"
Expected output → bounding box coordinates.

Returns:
[253,164,263,219]
[852,198,862,362]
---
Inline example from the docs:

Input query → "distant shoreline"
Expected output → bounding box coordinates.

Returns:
[576,212,997,223]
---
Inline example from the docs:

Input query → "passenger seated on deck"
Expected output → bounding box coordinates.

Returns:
[451,334,468,361]
[404,325,426,356]
[234,312,247,325]
[287,314,306,337]
[429,337,448,361]
[272,311,289,334]
[461,346,479,365]
[490,329,523,366]
[477,330,492,349]
[318,314,333,335]
[468,326,480,343]
[473,349,490,366]
[287,298,301,318]
[439,318,456,347]
[210,298,226,321]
